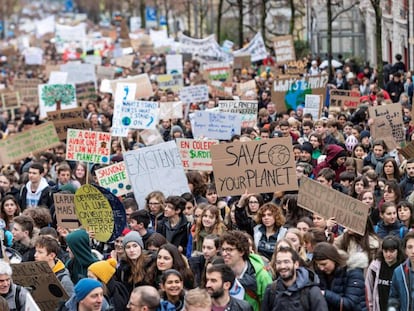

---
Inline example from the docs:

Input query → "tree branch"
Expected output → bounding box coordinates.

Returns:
[332,1,360,22]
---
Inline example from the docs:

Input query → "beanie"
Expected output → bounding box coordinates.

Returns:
[337,149,348,159]
[60,183,77,194]
[171,125,183,136]
[122,231,144,249]
[301,142,313,154]
[360,130,370,140]
[88,259,117,284]
[74,278,102,302]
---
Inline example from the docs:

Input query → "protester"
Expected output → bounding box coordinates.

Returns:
[0,261,29,311]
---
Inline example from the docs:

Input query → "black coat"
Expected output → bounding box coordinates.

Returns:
[157,215,189,252]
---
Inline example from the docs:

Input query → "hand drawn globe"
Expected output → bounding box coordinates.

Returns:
[268,145,291,166]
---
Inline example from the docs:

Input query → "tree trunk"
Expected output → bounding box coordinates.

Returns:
[327,0,333,81]
[238,0,244,48]
[261,0,267,43]
[217,0,224,43]
[374,1,383,87]
[164,0,170,37]
[56,100,61,111]
[140,0,146,29]
[289,0,295,35]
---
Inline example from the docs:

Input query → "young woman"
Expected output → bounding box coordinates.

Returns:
[358,189,380,225]
[352,143,367,160]
[380,158,401,182]
[374,202,408,239]
[73,162,88,185]
[285,228,307,262]
[365,236,406,311]
[313,242,367,311]
[0,194,20,230]
[235,190,264,237]
[296,216,314,234]
[304,228,334,261]
[145,191,165,230]
[378,180,402,211]
[350,176,369,198]
[397,200,414,230]
[160,269,185,311]
[363,139,389,174]
[253,202,287,260]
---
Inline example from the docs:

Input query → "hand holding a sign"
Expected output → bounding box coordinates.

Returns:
[326,217,337,231]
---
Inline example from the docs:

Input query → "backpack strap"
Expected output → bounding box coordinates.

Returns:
[400,226,405,239]
[300,286,311,311]
[374,225,378,233]
[15,284,21,311]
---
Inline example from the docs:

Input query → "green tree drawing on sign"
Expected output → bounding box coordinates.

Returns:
[41,84,76,111]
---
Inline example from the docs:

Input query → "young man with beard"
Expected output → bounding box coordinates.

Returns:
[399,158,414,199]
[206,264,253,311]
[261,247,328,311]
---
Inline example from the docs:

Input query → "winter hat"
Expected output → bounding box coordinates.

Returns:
[301,142,314,154]
[60,183,77,194]
[88,259,117,284]
[336,149,348,159]
[171,125,183,136]
[74,278,102,302]
[360,130,370,140]
[122,231,144,249]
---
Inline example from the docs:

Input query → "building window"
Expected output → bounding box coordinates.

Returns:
[400,0,408,19]
[386,0,392,14]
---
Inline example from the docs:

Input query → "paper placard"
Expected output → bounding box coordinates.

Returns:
[47,107,86,140]
[66,129,111,164]
[190,110,242,140]
[60,63,96,86]
[48,71,68,84]
[159,101,183,120]
[110,74,153,99]
[139,129,164,145]
[75,81,98,103]
[236,80,256,97]
[304,94,322,120]
[124,141,191,209]
[156,74,184,93]
[115,54,135,68]
[329,89,361,111]
[96,161,133,196]
[176,138,219,171]
[1,91,20,110]
[0,123,60,165]
[233,54,251,70]
[112,83,137,137]
[53,193,79,229]
[273,35,296,63]
[298,176,368,235]
[211,138,298,196]
[218,100,257,128]
[38,84,78,119]
[119,100,159,130]
[11,261,69,311]
[179,84,209,104]
[166,54,183,74]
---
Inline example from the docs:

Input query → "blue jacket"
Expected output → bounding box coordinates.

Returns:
[389,259,412,311]
[317,253,368,311]
[374,220,407,239]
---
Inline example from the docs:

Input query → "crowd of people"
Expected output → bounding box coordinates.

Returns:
[0,13,413,310]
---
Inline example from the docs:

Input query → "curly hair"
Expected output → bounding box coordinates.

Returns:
[255,202,286,230]
[220,231,250,261]
[22,207,51,228]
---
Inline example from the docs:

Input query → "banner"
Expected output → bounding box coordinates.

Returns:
[119,100,159,130]
[176,138,219,171]
[96,161,133,196]
[53,193,79,229]
[298,176,368,235]
[56,23,86,42]
[233,32,267,62]
[273,35,296,63]
[0,123,60,165]
[190,110,241,140]
[178,33,228,61]
[218,100,257,128]
[179,85,209,104]
[211,137,298,196]
[66,129,111,164]
[38,84,78,119]
[156,74,183,93]
[124,141,190,209]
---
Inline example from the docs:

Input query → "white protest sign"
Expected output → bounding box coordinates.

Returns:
[140,129,164,145]
[23,47,43,65]
[166,54,183,74]
[179,85,209,104]
[25,292,41,311]
[218,100,258,128]
[60,63,97,86]
[159,101,183,120]
[66,129,111,164]
[48,71,68,84]
[95,161,133,197]
[190,110,241,140]
[38,84,78,119]
[56,23,86,42]
[112,83,137,137]
[304,94,322,120]
[176,138,219,171]
[36,15,55,38]
[120,100,159,130]
[124,141,191,209]
[233,32,267,62]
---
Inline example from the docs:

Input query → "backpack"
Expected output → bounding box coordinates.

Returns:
[14,285,22,311]
[268,282,311,311]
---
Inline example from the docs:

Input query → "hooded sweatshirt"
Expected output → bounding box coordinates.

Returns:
[24,177,50,208]
[313,145,346,182]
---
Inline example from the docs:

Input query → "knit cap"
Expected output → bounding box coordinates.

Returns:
[74,278,102,302]
[122,231,144,249]
[88,258,117,284]
[301,142,313,154]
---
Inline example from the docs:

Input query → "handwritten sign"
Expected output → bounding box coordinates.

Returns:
[1,91,20,110]
[12,261,69,311]
[233,54,251,70]
[53,193,79,229]
[369,103,404,149]
[74,184,114,242]
[236,80,256,97]
[112,83,137,137]
[273,35,296,63]
[179,84,209,104]
[66,129,111,164]
[13,78,42,90]
[47,107,86,140]
[19,87,39,106]
[96,161,133,196]
[330,89,361,111]
[159,101,183,120]
[156,74,184,93]
[140,129,164,145]
[120,100,159,130]
[124,141,190,209]
[190,110,241,140]
[176,138,219,171]
[166,54,183,74]
[76,81,98,103]
[0,123,60,165]
[211,138,298,196]
[110,74,154,99]
[209,80,233,98]
[298,176,368,235]
[304,94,322,120]
[203,62,231,82]
[218,100,257,127]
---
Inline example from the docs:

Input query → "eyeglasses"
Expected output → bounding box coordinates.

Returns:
[148,202,160,206]
[249,201,259,204]
[222,247,236,253]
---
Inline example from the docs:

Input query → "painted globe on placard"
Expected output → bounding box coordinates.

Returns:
[268,145,291,166]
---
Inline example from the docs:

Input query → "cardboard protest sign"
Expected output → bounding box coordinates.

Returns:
[66,129,111,164]
[218,100,257,128]
[203,62,231,82]
[13,78,42,90]
[156,74,184,93]
[179,84,209,104]
[109,74,154,99]
[139,129,164,145]
[1,91,20,110]
[48,107,88,140]
[271,75,328,112]
[190,110,241,140]
[209,80,233,98]
[12,261,69,311]
[329,89,361,111]
[119,100,159,130]
[96,161,133,196]
[0,123,60,165]
[115,54,135,68]
[19,87,39,106]
[211,137,298,196]
[25,293,41,311]
[399,141,414,160]
[233,54,251,70]
[53,193,80,229]
[96,66,116,80]
[369,103,404,149]
[76,81,98,103]
[112,83,137,137]
[304,94,322,120]
[298,176,368,235]
[236,80,256,97]
[159,101,184,120]
[38,84,77,119]
[124,141,191,209]
[75,184,114,242]
[285,60,307,75]
[176,138,219,171]
[166,54,183,74]
[273,35,296,63]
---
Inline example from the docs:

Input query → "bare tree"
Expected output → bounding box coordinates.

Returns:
[370,0,383,87]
